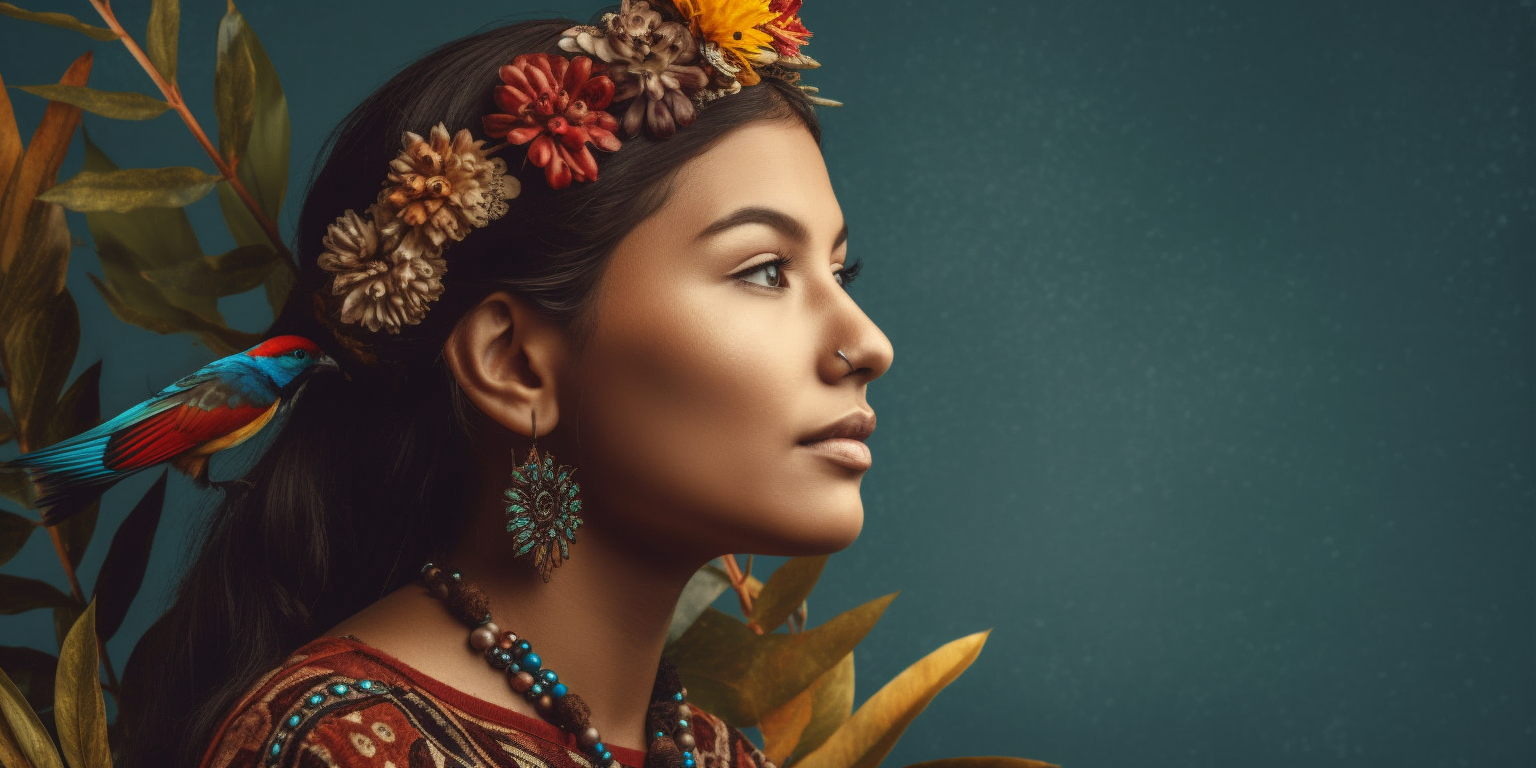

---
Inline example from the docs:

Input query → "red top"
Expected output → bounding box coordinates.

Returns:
[198,634,772,768]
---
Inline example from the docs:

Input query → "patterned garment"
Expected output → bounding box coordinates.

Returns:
[198,635,772,768]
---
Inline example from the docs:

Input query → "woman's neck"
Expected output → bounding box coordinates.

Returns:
[438,481,709,752]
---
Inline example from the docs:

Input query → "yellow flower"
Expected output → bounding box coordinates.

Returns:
[673,0,777,85]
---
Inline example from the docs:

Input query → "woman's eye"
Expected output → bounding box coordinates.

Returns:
[735,255,790,289]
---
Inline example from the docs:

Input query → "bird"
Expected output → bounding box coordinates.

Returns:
[3,335,341,526]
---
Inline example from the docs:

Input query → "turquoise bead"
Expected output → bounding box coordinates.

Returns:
[679,718,689,727]
[307,693,324,706]
[359,679,373,690]
[330,683,350,695]
[595,741,604,752]
[601,750,612,763]
[655,730,665,739]
[520,652,542,672]
[552,683,568,697]
[673,691,683,701]
[286,713,300,727]
[530,682,545,696]
[269,740,282,756]
[684,760,695,768]
[542,669,559,685]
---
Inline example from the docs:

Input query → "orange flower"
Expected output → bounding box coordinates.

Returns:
[673,0,777,86]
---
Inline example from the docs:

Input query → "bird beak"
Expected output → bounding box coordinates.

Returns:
[315,354,342,375]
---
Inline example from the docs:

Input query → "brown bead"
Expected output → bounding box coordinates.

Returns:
[510,670,536,693]
[535,694,555,715]
[577,726,601,749]
[675,731,695,751]
[676,703,691,720]
[497,630,518,650]
[469,626,497,652]
[432,581,450,600]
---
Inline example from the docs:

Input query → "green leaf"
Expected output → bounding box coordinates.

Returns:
[142,243,278,297]
[214,4,255,167]
[0,574,73,615]
[0,3,116,41]
[0,508,35,567]
[88,274,258,356]
[0,468,33,509]
[786,651,855,765]
[3,290,79,450]
[0,664,65,768]
[793,630,993,768]
[668,564,732,645]
[751,555,828,633]
[80,133,227,329]
[53,498,99,571]
[666,593,897,727]
[92,472,166,642]
[146,0,179,83]
[0,645,59,721]
[45,362,101,448]
[0,202,70,355]
[15,85,169,121]
[55,600,109,768]
[38,167,220,213]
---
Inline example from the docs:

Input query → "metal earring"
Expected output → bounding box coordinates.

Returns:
[503,408,585,582]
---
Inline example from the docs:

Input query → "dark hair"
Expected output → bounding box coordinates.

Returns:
[115,18,820,768]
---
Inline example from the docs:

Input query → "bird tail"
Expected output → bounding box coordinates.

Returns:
[4,433,126,525]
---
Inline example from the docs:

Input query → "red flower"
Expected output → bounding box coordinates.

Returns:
[764,0,812,58]
[482,53,623,190]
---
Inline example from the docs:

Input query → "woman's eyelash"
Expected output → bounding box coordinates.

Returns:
[734,252,864,291]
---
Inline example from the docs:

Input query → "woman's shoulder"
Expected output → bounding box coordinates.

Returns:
[199,634,775,768]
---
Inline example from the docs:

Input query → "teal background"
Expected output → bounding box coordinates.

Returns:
[2,1,1532,765]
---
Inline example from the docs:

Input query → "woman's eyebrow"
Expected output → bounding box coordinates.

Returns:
[693,205,848,250]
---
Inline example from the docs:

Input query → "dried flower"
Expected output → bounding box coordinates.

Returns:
[377,124,516,248]
[317,206,450,334]
[762,0,817,67]
[673,0,778,87]
[559,1,712,138]
[482,53,622,190]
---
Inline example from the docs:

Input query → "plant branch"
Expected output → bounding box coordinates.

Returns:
[86,0,294,273]
[718,554,766,635]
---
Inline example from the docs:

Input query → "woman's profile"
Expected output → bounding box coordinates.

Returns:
[110,5,893,768]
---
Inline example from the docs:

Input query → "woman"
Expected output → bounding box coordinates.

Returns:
[114,7,893,768]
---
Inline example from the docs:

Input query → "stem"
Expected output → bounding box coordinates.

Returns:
[718,555,765,635]
[44,510,121,699]
[86,0,295,271]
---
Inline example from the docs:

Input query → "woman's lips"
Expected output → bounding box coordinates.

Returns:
[798,437,872,470]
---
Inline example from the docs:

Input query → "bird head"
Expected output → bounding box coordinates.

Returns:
[243,336,342,390]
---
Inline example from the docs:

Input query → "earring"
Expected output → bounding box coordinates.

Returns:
[503,408,585,582]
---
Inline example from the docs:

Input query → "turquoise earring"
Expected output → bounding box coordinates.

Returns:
[503,409,585,582]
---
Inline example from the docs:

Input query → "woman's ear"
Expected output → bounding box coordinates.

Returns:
[443,290,569,437]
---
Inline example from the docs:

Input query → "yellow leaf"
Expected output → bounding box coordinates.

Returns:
[759,687,813,764]
[751,555,828,633]
[902,759,1060,768]
[786,651,855,765]
[668,593,895,727]
[55,599,110,768]
[794,629,993,768]
[1,70,21,203]
[0,664,64,768]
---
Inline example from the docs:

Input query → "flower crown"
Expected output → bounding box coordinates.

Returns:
[315,0,833,339]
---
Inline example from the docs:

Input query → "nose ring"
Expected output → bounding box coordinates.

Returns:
[837,349,855,372]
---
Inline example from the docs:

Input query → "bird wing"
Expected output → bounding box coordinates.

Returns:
[102,380,279,471]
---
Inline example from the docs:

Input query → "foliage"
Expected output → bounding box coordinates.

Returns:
[0,2,1053,766]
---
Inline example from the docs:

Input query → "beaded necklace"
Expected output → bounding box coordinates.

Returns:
[419,561,699,768]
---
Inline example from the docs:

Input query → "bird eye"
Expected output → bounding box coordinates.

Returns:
[294,350,307,359]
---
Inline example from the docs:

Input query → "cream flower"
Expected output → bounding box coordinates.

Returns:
[318,205,449,334]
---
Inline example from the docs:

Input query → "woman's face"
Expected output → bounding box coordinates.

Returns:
[564,118,894,561]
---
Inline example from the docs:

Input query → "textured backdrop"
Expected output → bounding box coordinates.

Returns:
[1,1,1531,765]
